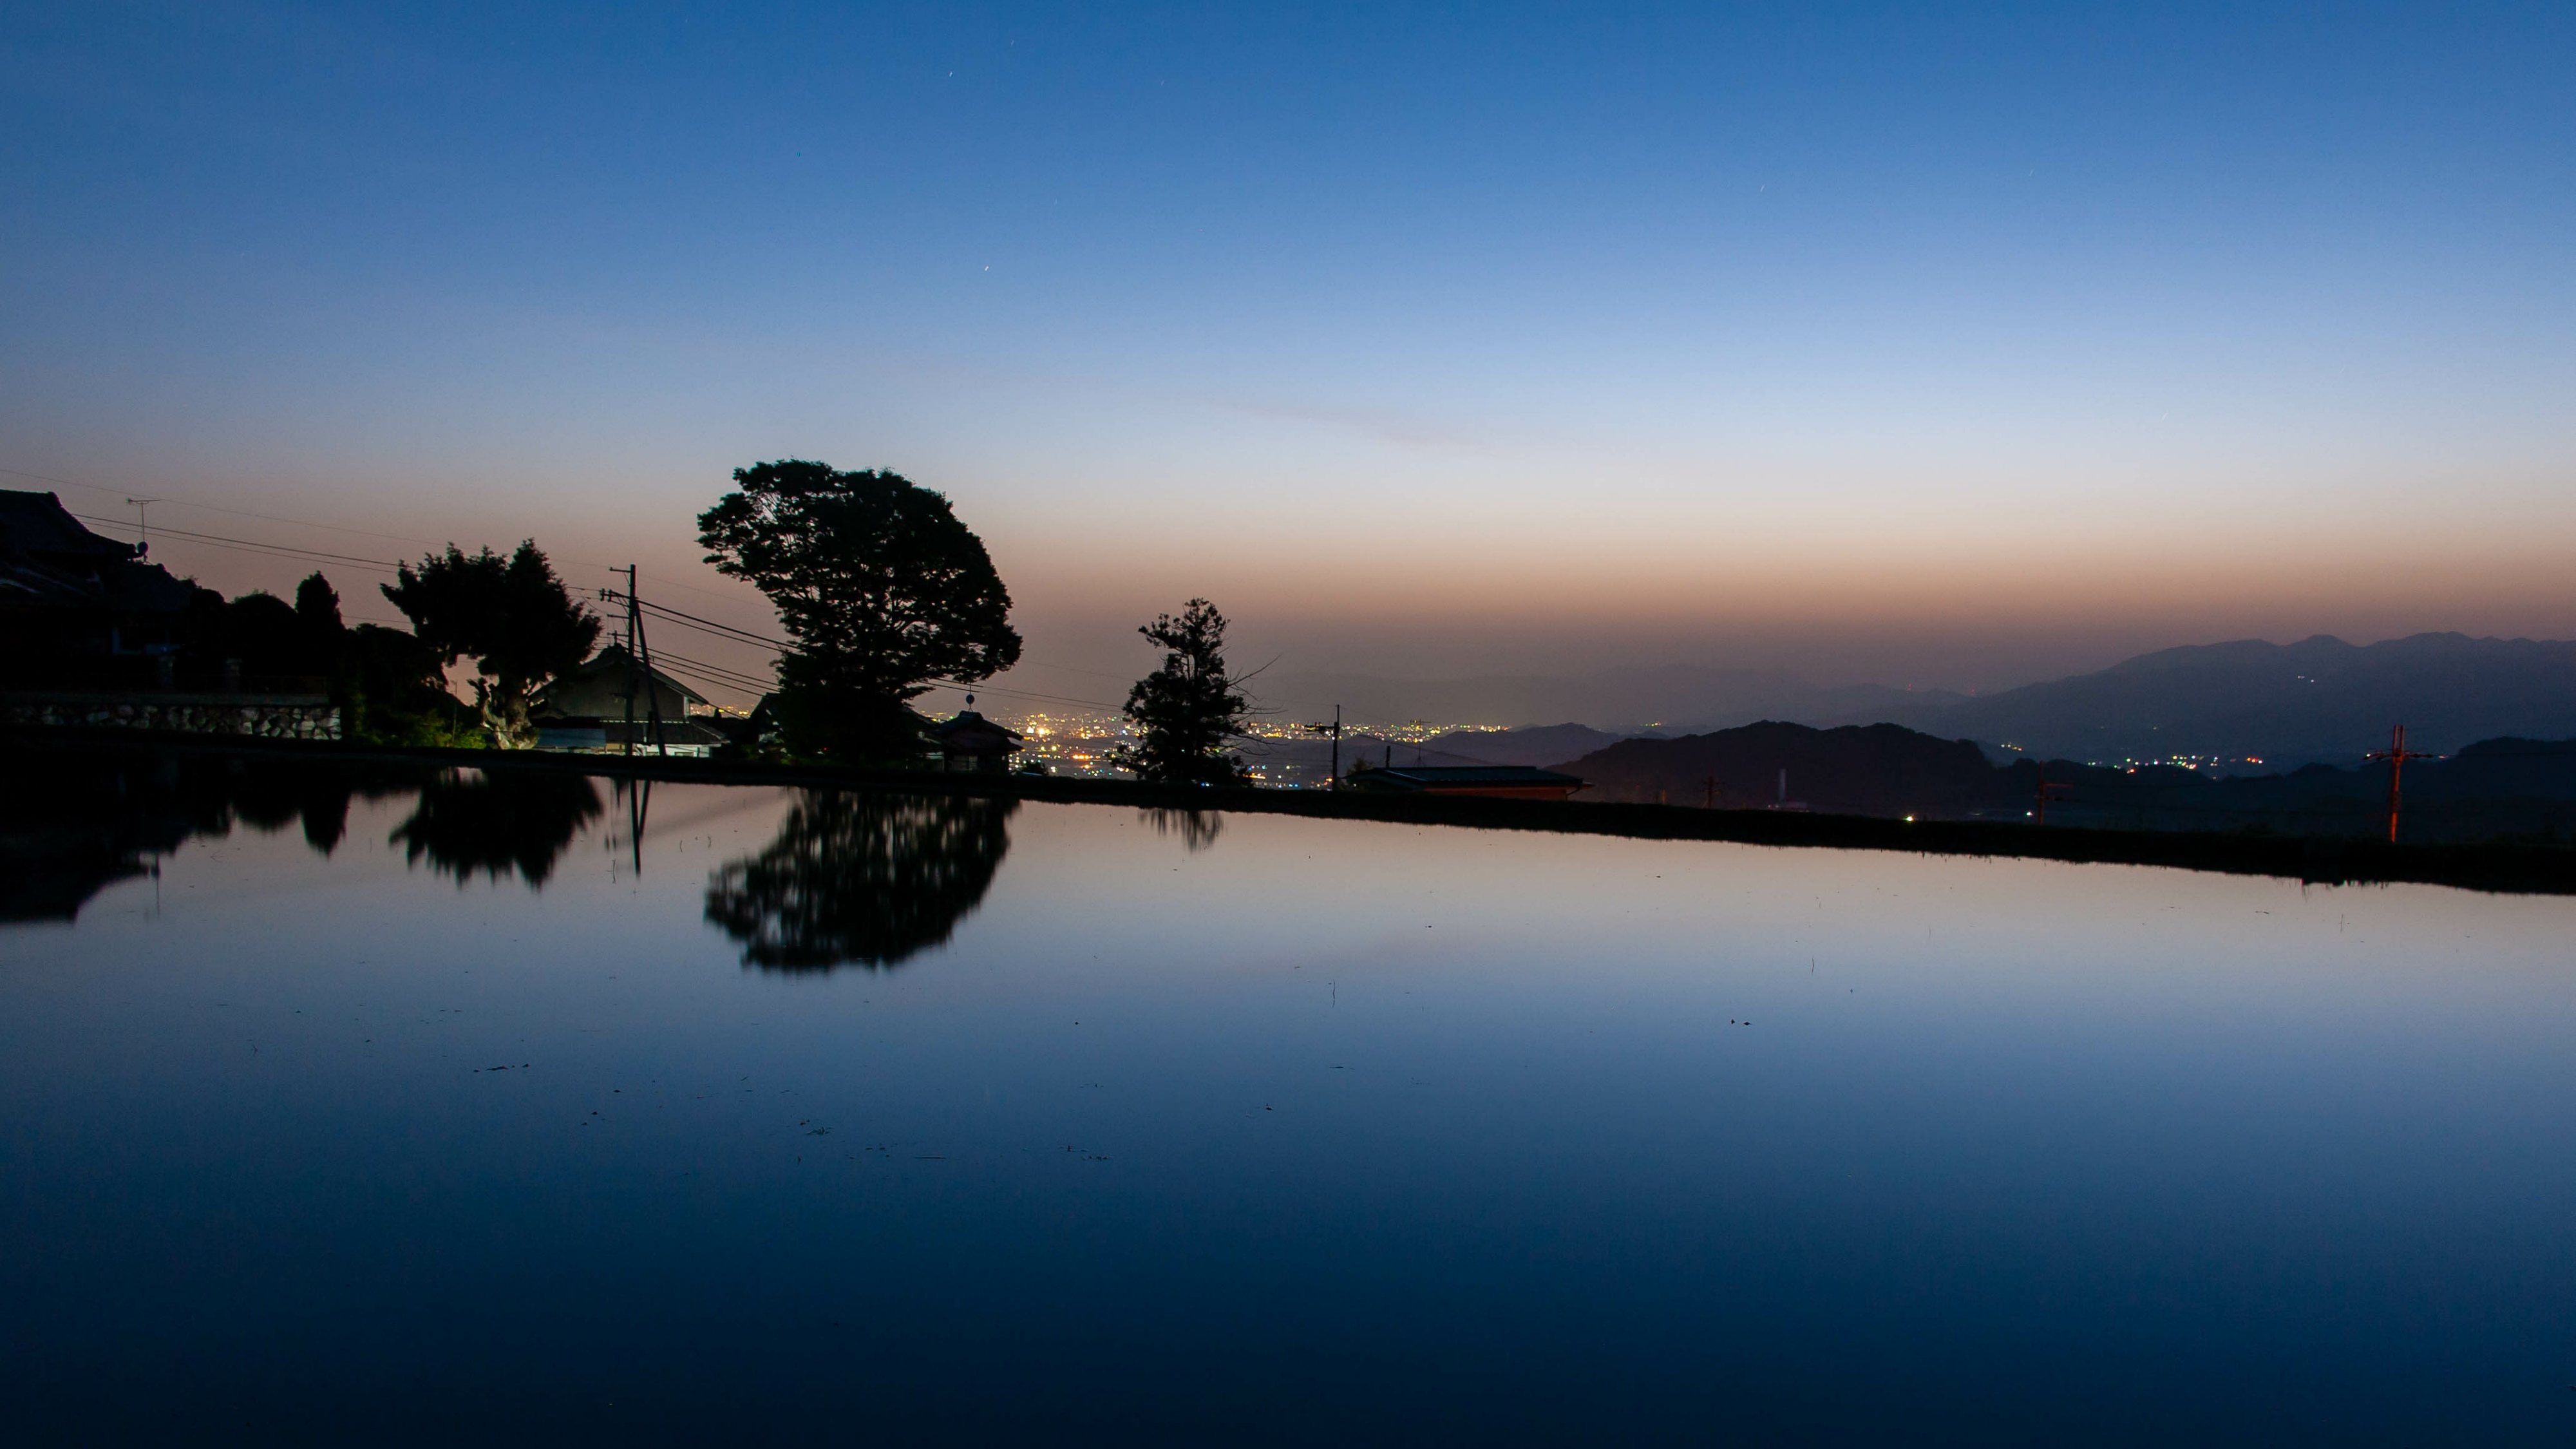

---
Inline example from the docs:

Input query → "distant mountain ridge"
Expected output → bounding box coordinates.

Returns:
[1548,719,2576,842]
[1260,665,1967,736]
[1264,633,2576,767]
[1421,723,1624,766]
[1822,633,2576,763]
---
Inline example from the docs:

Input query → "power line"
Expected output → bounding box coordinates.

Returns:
[635,598,790,649]
[69,511,402,572]
[654,662,770,701]
[918,678,1126,712]
[654,659,762,696]
[650,649,777,693]
[15,466,450,549]
[48,478,1121,708]
[17,462,778,611]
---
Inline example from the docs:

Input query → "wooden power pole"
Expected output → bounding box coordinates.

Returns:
[618,565,667,757]
[2367,724,2432,844]
[2034,762,2073,826]
[1302,706,1343,789]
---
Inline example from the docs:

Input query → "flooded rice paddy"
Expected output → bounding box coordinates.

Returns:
[6,750,2576,1444]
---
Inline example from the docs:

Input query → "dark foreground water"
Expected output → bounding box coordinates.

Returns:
[6,751,2576,1445]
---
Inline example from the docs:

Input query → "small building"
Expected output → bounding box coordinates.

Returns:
[529,645,724,757]
[0,489,196,680]
[928,708,1023,773]
[1347,765,1587,800]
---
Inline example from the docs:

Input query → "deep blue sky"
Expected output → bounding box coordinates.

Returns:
[6,3,2572,699]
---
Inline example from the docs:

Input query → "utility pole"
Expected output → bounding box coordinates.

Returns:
[627,566,666,757]
[125,497,158,556]
[1703,775,1718,809]
[2367,724,2431,844]
[2034,762,2073,826]
[611,573,639,757]
[1302,705,1343,789]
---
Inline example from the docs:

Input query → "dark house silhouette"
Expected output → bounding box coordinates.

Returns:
[0,490,196,679]
[928,708,1023,773]
[529,645,724,755]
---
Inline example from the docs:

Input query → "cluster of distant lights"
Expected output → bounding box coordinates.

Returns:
[991,708,1501,784]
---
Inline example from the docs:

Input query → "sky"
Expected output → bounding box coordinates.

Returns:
[5,2,2573,710]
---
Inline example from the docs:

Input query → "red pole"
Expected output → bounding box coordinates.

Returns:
[2387,725,2404,844]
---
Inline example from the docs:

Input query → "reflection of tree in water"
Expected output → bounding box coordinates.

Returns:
[1140,808,1224,853]
[706,791,1016,971]
[1,747,430,922]
[390,769,601,887]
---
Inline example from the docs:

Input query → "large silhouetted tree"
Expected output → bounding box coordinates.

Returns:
[1113,598,1252,786]
[381,541,598,747]
[697,460,1021,761]
[704,790,1017,971]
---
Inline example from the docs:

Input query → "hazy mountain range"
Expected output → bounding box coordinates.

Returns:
[1271,634,2576,766]
[1260,667,1962,739]
[1546,721,2576,843]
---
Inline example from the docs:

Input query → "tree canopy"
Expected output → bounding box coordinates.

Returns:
[697,460,1021,760]
[381,540,598,748]
[1113,598,1253,786]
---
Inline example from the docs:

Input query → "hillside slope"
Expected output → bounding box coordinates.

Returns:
[1557,721,2014,817]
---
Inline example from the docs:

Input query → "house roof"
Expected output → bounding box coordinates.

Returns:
[0,490,194,616]
[0,491,142,563]
[929,709,1024,750]
[529,645,710,719]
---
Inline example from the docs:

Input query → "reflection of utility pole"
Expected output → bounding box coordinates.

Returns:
[2367,725,2431,844]
[629,775,650,875]
[2035,762,2072,826]
[1301,705,1343,789]
[126,497,159,556]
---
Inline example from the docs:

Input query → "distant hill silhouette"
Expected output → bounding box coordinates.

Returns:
[1267,633,2576,768]
[1555,719,2576,842]
[1557,721,2016,817]
[1822,633,2576,764]
[1423,722,1625,766]
[1263,666,1966,735]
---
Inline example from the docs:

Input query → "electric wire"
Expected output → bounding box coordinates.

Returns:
[46,475,1128,712]
[68,512,404,573]
[647,649,777,693]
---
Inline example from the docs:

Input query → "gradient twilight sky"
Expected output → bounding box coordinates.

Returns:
[6,3,2573,705]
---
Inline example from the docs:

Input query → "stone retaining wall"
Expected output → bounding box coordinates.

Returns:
[2,692,341,741]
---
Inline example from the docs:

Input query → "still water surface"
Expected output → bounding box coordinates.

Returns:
[5,753,2575,1444]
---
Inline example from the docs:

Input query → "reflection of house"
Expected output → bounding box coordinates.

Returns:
[1347,765,1587,800]
[0,490,196,679]
[928,709,1023,773]
[529,645,724,757]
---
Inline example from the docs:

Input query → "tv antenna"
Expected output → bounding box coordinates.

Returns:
[125,497,159,556]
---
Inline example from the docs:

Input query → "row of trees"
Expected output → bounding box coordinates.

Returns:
[184,539,601,747]
[214,457,1256,773]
